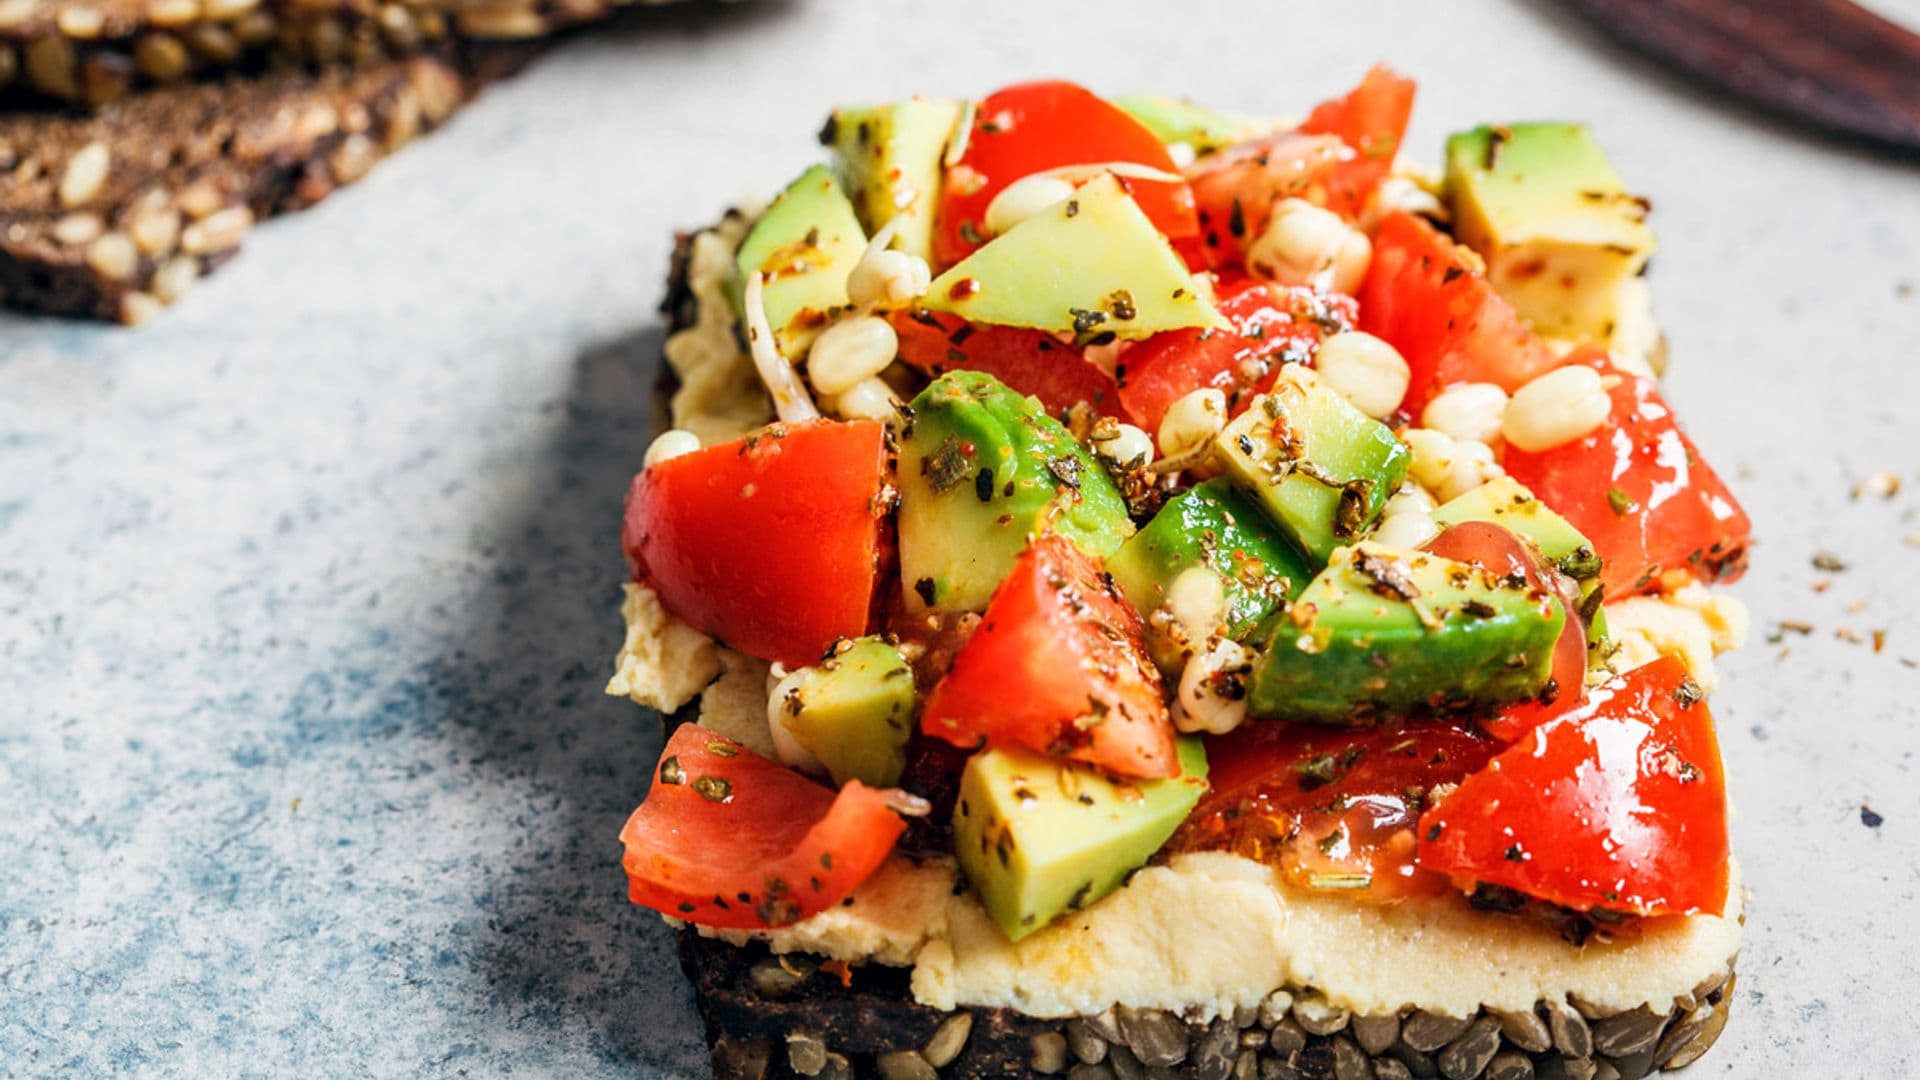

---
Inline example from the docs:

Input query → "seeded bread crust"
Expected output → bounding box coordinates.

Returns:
[0,0,711,109]
[0,51,510,322]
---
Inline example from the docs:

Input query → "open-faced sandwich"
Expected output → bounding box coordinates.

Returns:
[611,67,1754,1080]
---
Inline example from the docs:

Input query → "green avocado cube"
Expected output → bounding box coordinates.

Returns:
[1431,476,1611,661]
[1445,123,1656,341]
[824,97,963,262]
[898,371,1134,613]
[1105,478,1314,673]
[729,164,868,359]
[1214,368,1410,567]
[778,637,916,789]
[1115,94,1263,154]
[921,174,1223,341]
[1248,542,1566,725]
[953,737,1209,942]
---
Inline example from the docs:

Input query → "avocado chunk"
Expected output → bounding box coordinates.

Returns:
[899,371,1134,613]
[1214,367,1410,567]
[825,98,963,262]
[921,174,1222,341]
[1249,542,1566,725]
[1114,94,1262,154]
[775,637,916,788]
[1445,123,1656,341]
[1431,476,1611,660]
[1105,478,1314,673]
[730,164,868,359]
[954,736,1209,942]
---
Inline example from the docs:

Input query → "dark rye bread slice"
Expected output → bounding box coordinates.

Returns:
[0,0,699,109]
[653,232,1740,1080]
[0,52,501,322]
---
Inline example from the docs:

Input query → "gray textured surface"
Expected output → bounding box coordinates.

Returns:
[3,0,1917,1075]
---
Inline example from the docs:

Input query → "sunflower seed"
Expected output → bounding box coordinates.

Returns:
[455,4,545,38]
[1544,999,1591,1059]
[25,36,78,98]
[133,33,190,80]
[919,1012,971,1068]
[1233,1050,1261,1080]
[1292,995,1349,1036]
[56,6,105,39]
[1117,1006,1188,1067]
[1328,1036,1371,1080]
[1067,1019,1109,1065]
[84,232,138,281]
[876,1049,937,1080]
[1190,1019,1236,1080]
[1374,1061,1413,1080]
[1069,1065,1118,1080]
[203,0,257,18]
[1388,1044,1438,1079]
[1590,1062,1619,1080]
[182,23,240,63]
[53,212,104,246]
[1258,990,1295,1029]
[1350,1014,1400,1055]
[1108,1044,1146,1080]
[80,53,131,106]
[1657,990,1728,1071]
[1603,1042,1656,1080]
[1651,1001,1710,1068]
[1437,1015,1500,1079]
[1401,1010,1472,1053]
[146,0,201,28]
[231,9,273,44]
[1267,1017,1307,1058]
[118,291,164,326]
[0,44,16,87]
[1484,1050,1532,1080]
[1085,1009,1124,1043]
[1534,1058,1593,1080]
[1690,970,1730,1005]
[59,141,111,209]
[1257,1058,1299,1080]
[1588,1007,1663,1059]
[1240,1029,1270,1050]
[816,1051,852,1080]
[1030,1032,1070,1074]
[785,1032,827,1077]
[180,206,252,255]
[711,1034,773,1080]
[130,205,181,257]
[0,0,30,30]
[1489,1007,1550,1053]
[745,956,812,998]
[151,256,199,303]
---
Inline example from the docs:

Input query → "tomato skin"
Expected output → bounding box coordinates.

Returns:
[1423,521,1589,744]
[890,308,1126,419]
[935,81,1198,269]
[1116,278,1357,433]
[920,534,1178,779]
[622,420,889,668]
[1416,656,1730,916]
[1189,132,1347,269]
[1299,63,1418,219]
[1359,211,1559,415]
[1169,721,1498,901]
[1503,351,1752,599]
[620,724,906,929]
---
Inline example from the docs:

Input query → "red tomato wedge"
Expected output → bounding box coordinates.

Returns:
[1116,278,1357,433]
[1169,721,1498,901]
[1503,351,1752,599]
[621,420,890,667]
[934,80,1198,269]
[1189,131,1347,270]
[1299,63,1418,218]
[890,308,1125,418]
[1423,521,1589,744]
[920,534,1178,779]
[1359,211,1559,415]
[1417,656,1730,916]
[620,724,906,929]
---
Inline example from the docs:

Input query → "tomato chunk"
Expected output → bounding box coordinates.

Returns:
[1299,63,1418,219]
[890,308,1125,418]
[920,534,1177,779]
[1359,211,1559,415]
[1116,277,1356,433]
[1189,131,1347,269]
[935,80,1198,269]
[622,420,889,667]
[1417,656,1730,916]
[1169,721,1498,901]
[1423,521,1589,744]
[620,724,906,929]
[1503,351,1751,598]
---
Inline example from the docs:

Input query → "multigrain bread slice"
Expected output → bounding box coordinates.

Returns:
[0,0,700,108]
[0,53,492,322]
[650,227,1741,1080]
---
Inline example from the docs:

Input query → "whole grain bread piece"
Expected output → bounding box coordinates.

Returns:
[0,0,707,109]
[0,51,508,322]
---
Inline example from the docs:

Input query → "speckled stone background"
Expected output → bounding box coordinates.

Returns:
[2,1,1916,1075]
